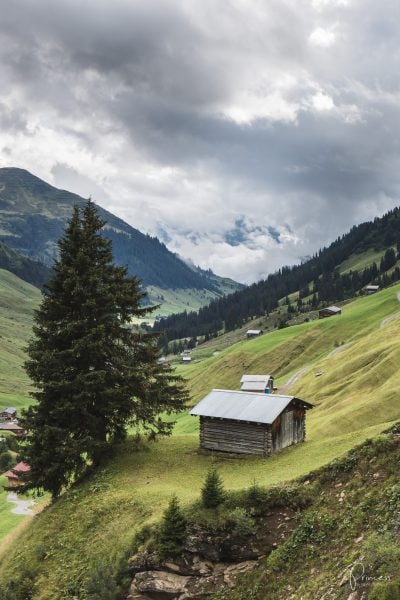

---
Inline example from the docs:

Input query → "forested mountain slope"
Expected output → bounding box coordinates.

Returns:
[154,207,400,340]
[0,168,242,309]
[0,241,51,288]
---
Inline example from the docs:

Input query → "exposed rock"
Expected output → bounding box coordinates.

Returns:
[129,552,162,576]
[223,561,258,588]
[126,583,153,600]
[191,557,215,576]
[126,507,298,598]
[134,571,191,596]
[184,524,258,562]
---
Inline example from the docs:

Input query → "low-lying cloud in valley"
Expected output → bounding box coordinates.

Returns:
[0,0,399,282]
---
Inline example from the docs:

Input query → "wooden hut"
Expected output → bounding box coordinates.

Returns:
[246,329,263,339]
[240,374,275,394]
[318,306,342,319]
[364,285,379,294]
[190,389,313,456]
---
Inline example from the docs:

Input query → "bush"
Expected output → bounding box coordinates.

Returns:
[0,451,14,472]
[229,508,256,537]
[5,436,19,452]
[363,533,400,577]
[369,580,400,600]
[245,480,267,509]
[201,469,225,509]
[157,495,187,559]
[84,560,120,600]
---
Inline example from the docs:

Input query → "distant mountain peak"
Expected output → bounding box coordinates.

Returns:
[0,168,243,307]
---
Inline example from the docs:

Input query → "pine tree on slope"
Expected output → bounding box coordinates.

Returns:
[201,468,225,509]
[21,201,188,498]
[157,495,187,559]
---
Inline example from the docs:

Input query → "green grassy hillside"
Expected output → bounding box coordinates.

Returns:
[146,275,241,319]
[0,268,39,406]
[1,284,400,598]
[0,269,39,544]
[216,427,400,599]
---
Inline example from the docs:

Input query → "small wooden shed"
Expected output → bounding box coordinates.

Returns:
[318,306,342,319]
[240,374,275,394]
[190,389,313,456]
[364,285,379,294]
[246,329,263,338]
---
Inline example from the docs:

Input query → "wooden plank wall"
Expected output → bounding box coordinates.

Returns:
[199,407,306,457]
[200,417,268,455]
[270,408,305,454]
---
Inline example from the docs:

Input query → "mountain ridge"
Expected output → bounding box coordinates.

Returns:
[0,168,242,304]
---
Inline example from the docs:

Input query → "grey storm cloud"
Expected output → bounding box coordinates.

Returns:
[0,0,399,282]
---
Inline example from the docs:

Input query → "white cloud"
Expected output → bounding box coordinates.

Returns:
[311,91,335,110]
[308,26,337,47]
[0,0,399,284]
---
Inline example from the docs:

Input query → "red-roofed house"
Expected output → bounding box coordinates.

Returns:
[5,462,31,488]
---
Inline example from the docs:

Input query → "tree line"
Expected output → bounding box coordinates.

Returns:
[154,207,400,345]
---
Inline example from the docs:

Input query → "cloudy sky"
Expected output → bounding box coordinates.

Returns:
[0,0,399,283]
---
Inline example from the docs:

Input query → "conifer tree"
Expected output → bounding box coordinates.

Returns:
[201,468,225,508]
[21,201,188,498]
[157,495,187,559]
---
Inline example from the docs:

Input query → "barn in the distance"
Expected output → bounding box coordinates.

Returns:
[190,389,313,456]
[240,374,275,394]
[318,305,342,319]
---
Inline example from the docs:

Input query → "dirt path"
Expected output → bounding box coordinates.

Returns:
[279,367,310,394]
[326,342,351,358]
[7,492,35,516]
[380,292,400,329]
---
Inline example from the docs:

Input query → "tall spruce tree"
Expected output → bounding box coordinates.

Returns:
[21,201,188,498]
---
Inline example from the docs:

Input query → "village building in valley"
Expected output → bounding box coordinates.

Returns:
[5,462,31,488]
[190,389,313,456]
[0,407,17,421]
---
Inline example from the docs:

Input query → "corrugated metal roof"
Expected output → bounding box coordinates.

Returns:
[240,374,273,383]
[323,306,341,313]
[246,329,262,335]
[190,389,312,424]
